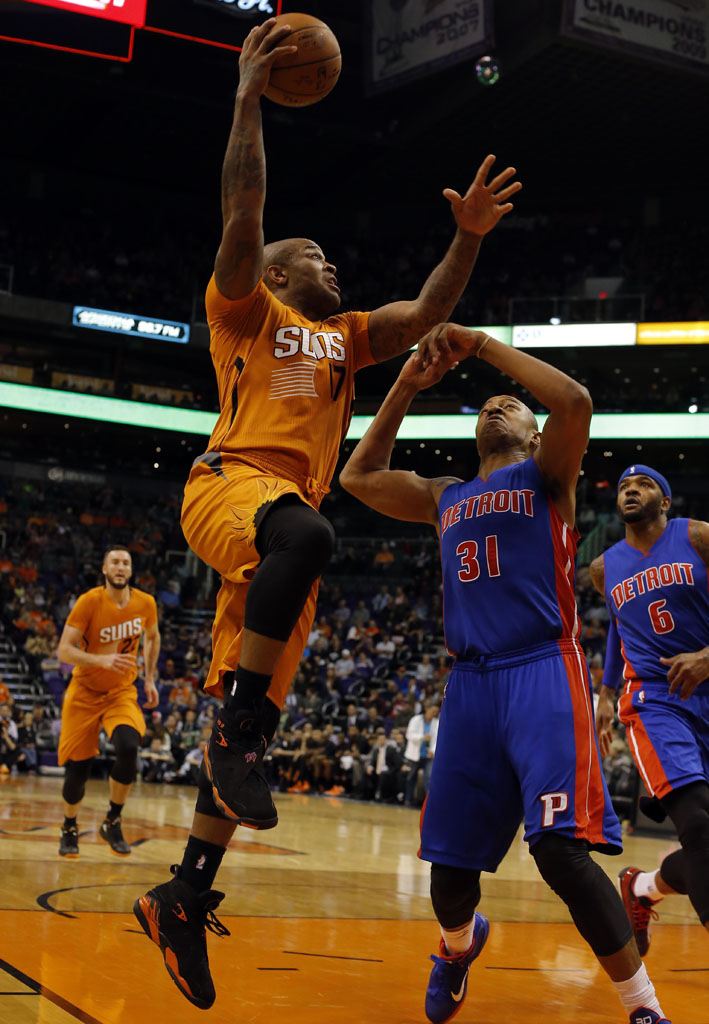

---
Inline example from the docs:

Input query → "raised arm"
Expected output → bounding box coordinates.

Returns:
[340,350,460,524]
[214,19,297,300]
[366,155,522,363]
[433,325,592,525]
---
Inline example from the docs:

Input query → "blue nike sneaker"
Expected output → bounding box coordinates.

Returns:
[629,1011,671,1024]
[425,912,490,1023]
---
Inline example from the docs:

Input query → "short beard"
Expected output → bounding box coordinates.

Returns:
[618,494,664,525]
[106,576,129,589]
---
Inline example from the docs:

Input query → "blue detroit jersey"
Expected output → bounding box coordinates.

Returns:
[438,456,580,658]
[603,518,709,692]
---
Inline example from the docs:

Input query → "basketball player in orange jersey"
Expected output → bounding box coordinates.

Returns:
[133,16,521,1010]
[57,546,160,858]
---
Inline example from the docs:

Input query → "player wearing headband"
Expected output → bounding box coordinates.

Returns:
[591,465,709,956]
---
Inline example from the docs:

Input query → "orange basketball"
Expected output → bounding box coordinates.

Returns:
[264,13,341,108]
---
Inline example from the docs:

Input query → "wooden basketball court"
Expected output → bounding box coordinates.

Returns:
[0,775,705,1023]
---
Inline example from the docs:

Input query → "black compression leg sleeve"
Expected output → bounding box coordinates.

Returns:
[659,848,689,895]
[109,724,140,785]
[430,863,482,929]
[245,496,335,641]
[531,834,632,957]
[62,758,93,805]
[662,781,709,923]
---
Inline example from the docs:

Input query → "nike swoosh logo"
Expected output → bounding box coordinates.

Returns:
[451,970,469,1003]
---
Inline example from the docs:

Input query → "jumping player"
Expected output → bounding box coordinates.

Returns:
[340,324,671,1024]
[591,466,709,956]
[57,546,160,857]
[133,17,522,1010]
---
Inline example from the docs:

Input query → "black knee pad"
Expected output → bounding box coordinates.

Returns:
[256,496,335,578]
[62,758,93,805]
[531,833,632,957]
[430,862,481,929]
[110,724,140,785]
[246,497,335,641]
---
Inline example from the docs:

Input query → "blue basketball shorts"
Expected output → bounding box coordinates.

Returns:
[420,639,622,872]
[619,680,709,801]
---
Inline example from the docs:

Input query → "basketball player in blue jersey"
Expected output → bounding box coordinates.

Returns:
[590,466,709,958]
[341,323,671,1024]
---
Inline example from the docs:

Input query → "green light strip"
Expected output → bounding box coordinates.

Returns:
[1,382,708,440]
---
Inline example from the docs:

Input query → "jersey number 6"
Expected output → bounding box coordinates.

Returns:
[648,598,675,635]
[456,536,501,582]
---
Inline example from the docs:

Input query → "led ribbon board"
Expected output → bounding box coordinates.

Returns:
[72,306,190,343]
[1,384,708,440]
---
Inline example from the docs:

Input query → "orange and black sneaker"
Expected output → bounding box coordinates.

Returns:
[133,865,230,1010]
[618,866,660,957]
[203,710,278,828]
[59,824,79,858]
[99,816,131,855]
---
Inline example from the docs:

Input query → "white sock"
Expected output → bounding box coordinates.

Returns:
[632,870,664,903]
[612,964,662,1016]
[441,917,475,956]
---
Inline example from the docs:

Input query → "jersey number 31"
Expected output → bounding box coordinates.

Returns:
[456,536,501,582]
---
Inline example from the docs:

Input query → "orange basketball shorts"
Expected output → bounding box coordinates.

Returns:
[181,456,324,709]
[58,680,146,764]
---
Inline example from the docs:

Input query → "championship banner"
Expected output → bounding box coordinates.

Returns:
[367,0,493,93]
[562,0,709,73]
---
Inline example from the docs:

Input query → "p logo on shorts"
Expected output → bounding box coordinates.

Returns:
[540,791,569,828]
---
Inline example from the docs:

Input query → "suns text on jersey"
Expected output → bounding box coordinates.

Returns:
[610,562,695,610]
[273,326,346,361]
[99,617,143,644]
[440,488,535,536]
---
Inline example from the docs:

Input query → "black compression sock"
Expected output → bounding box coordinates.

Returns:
[63,816,77,830]
[223,666,272,720]
[107,801,123,822]
[180,834,227,893]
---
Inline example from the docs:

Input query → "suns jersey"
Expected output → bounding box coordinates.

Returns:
[204,276,373,489]
[438,456,581,659]
[65,586,157,693]
[603,518,709,693]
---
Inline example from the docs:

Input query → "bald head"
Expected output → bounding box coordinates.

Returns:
[261,238,340,319]
[262,238,313,275]
[476,395,540,459]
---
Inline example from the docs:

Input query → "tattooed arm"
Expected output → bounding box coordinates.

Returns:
[366,154,521,363]
[214,19,296,300]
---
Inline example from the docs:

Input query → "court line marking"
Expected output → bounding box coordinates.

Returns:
[283,951,383,963]
[0,957,105,1024]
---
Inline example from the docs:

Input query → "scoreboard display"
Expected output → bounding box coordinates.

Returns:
[1,0,284,60]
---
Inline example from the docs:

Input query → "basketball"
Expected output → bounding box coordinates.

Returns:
[264,13,341,108]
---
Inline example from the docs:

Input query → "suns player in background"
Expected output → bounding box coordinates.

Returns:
[340,325,671,1024]
[56,546,160,858]
[591,467,709,957]
[133,16,523,1009]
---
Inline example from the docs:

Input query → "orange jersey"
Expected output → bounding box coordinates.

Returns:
[65,586,157,694]
[205,276,373,489]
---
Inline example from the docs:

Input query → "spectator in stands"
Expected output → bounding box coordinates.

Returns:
[373,543,395,570]
[404,702,439,807]
[334,648,355,679]
[16,710,38,773]
[364,728,404,802]
[0,703,18,772]
[0,676,12,709]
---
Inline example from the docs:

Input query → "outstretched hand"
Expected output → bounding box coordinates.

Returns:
[415,323,488,372]
[444,154,522,236]
[237,18,298,98]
